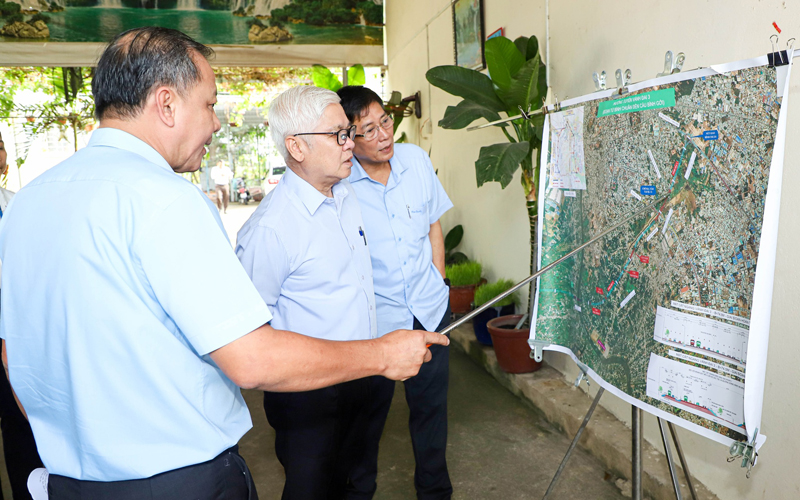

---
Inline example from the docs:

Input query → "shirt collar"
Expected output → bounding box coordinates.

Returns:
[350,150,408,184]
[87,128,173,172]
[283,167,348,216]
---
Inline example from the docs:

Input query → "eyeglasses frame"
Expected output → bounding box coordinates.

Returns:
[293,124,357,146]
[355,114,395,141]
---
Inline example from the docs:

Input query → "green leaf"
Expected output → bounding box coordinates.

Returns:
[444,224,463,252]
[426,65,506,113]
[484,36,524,92]
[504,54,541,114]
[536,60,547,110]
[347,64,366,86]
[311,64,342,92]
[475,141,530,188]
[446,252,469,266]
[513,36,529,58]
[439,100,503,129]
[523,36,540,61]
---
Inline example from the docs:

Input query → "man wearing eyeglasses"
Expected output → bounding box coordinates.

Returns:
[236,85,394,499]
[337,86,454,499]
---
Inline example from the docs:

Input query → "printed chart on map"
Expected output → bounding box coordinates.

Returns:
[549,107,587,190]
[531,58,789,447]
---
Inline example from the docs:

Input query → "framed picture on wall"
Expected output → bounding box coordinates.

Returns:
[452,0,485,70]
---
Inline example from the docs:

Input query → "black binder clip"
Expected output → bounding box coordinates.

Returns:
[768,34,789,67]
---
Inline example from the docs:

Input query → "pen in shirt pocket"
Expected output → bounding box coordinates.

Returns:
[358,226,367,245]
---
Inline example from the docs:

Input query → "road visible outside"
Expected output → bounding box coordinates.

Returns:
[0,197,625,499]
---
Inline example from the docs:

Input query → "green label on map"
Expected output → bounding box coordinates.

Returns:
[597,88,676,117]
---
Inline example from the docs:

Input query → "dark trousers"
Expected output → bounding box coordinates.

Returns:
[0,356,44,500]
[48,446,256,500]
[371,303,453,500]
[263,377,392,500]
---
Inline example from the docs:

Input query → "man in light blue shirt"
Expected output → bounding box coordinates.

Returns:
[0,28,447,500]
[339,86,454,499]
[236,86,391,499]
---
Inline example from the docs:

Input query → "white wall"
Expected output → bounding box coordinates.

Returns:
[386,0,546,304]
[385,1,800,498]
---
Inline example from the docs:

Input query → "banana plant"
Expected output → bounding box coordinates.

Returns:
[310,64,366,92]
[426,35,547,296]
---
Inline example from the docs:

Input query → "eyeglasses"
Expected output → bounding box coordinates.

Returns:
[293,125,357,146]
[356,114,394,141]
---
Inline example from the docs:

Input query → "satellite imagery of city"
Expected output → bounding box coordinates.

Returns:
[532,65,781,442]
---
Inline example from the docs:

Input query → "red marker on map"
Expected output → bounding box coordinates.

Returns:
[672,161,679,176]
[639,255,650,264]
[592,307,602,316]
[773,22,781,34]
[607,281,615,292]
[628,271,640,278]
[596,287,604,295]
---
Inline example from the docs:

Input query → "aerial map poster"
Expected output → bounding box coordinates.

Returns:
[531,54,793,450]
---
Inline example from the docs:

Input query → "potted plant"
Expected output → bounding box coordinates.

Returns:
[426,34,547,312]
[444,224,468,266]
[487,315,542,374]
[472,279,518,346]
[445,260,482,314]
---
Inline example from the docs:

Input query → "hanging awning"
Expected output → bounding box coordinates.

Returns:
[0,1,385,67]
[0,42,384,67]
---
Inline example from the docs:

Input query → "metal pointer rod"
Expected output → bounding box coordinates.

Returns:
[437,193,669,337]
[466,107,547,131]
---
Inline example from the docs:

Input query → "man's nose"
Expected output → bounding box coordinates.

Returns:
[213,112,221,133]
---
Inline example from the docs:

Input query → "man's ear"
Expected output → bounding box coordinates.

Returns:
[153,86,176,127]
[286,136,304,163]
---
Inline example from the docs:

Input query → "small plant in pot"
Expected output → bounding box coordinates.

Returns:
[445,261,482,315]
[472,279,518,346]
[444,224,468,266]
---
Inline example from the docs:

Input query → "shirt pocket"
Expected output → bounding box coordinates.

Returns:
[406,200,429,240]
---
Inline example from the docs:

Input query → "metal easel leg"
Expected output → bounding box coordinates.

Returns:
[658,417,683,499]
[668,422,698,500]
[632,407,643,500]
[541,387,605,500]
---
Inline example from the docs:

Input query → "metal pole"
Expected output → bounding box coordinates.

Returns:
[542,387,605,500]
[439,193,669,337]
[466,107,544,132]
[658,418,683,499]
[668,422,698,500]
[632,407,643,500]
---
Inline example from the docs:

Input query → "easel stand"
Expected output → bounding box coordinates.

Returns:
[541,383,698,500]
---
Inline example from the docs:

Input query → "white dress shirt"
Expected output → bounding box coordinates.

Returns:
[236,167,377,341]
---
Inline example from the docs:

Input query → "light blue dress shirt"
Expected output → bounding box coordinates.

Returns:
[348,143,453,334]
[0,128,272,481]
[236,167,377,340]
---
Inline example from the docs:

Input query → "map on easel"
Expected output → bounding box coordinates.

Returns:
[531,56,791,449]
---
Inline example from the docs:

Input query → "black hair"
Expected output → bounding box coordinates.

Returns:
[92,27,214,121]
[336,85,384,123]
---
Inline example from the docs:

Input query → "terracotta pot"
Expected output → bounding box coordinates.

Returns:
[472,304,515,346]
[487,315,542,374]
[449,284,476,314]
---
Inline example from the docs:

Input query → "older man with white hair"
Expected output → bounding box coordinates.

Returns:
[237,86,396,499]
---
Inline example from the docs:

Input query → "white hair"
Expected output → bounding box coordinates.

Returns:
[268,86,341,160]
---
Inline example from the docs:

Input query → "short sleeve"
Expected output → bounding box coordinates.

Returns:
[235,224,290,313]
[423,152,453,224]
[136,192,272,356]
